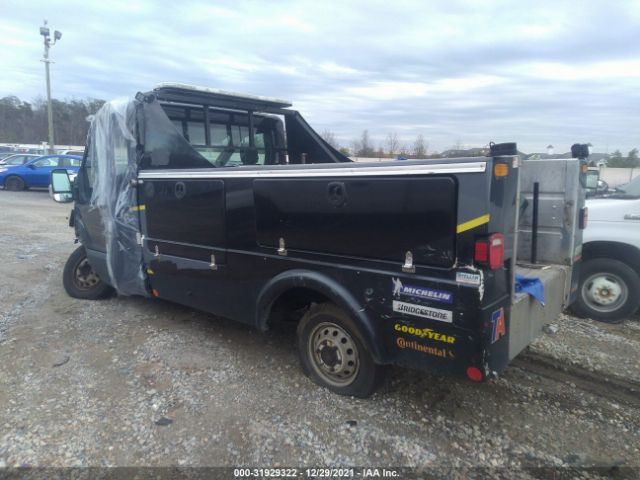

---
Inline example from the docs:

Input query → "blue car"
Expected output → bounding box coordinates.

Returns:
[0,154,82,191]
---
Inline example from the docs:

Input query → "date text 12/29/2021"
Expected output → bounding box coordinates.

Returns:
[233,467,401,478]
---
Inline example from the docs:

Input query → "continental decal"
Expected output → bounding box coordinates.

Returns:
[394,323,455,344]
[396,337,455,359]
[456,214,490,234]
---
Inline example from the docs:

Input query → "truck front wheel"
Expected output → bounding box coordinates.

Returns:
[63,246,114,300]
[573,258,640,323]
[297,303,384,397]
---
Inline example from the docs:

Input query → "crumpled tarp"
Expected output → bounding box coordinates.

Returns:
[88,98,147,296]
[515,273,545,306]
[87,96,216,296]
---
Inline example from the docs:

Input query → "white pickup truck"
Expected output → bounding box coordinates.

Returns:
[575,174,640,322]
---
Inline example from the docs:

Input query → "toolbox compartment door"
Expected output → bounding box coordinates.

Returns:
[254,176,457,267]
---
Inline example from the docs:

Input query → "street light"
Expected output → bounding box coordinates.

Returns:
[40,20,62,154]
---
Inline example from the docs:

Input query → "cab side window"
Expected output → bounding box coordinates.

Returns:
[59,157,80,167]
[33,157,59,167]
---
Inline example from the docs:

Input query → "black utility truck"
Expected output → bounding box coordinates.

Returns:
[51,84,588,397]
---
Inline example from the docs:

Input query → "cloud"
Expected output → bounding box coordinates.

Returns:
[1,0,639,152]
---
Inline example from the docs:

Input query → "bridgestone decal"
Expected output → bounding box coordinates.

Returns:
[392,300,452,323]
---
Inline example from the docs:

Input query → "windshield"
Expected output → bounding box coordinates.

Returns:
[617,175,640,196]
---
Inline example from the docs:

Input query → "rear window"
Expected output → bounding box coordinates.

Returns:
[162,105,277,167]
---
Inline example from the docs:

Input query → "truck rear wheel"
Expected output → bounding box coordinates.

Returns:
[297,303,384,398]
[573,258,640,323]
[63,246,114,300]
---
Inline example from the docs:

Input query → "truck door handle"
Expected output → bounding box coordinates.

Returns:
[624,214,640,220]
[327,181,347,207]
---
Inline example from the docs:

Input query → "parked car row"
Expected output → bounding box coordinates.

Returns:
[0,154,82,191]
[0,153,41,166]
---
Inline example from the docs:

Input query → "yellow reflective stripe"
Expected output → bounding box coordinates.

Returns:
[456,214,490,234]
[129,205,146,212]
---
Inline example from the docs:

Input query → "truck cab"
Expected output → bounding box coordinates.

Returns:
[574,174,640,321]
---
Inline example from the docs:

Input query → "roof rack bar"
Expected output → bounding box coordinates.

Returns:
[152,84,292,112]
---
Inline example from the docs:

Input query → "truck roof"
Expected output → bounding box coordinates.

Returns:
[152,83,293,111]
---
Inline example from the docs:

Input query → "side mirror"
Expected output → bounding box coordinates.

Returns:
[597,179,609,192]
[585,170,599,197]
[27,163,36,169]
[585,170,599,190]
[50,169,73,203]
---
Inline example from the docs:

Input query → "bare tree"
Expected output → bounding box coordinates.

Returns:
[385,132,399,156]
[356,129,375,157]
[413,134,427,158]
[321,129,339,149]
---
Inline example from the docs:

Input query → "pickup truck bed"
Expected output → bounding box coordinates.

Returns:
[509,264,569,360]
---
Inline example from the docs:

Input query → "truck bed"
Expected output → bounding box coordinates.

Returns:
[509,264,569,360]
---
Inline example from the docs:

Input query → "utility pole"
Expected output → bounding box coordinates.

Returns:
[40,20,62,154]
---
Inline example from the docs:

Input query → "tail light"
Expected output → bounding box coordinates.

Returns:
[579,207,588,229]
[466,366,484,382]
[475,233,505,270]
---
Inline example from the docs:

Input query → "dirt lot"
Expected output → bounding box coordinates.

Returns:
[0,190,639,476]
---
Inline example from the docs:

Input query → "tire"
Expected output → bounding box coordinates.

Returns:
[297,303,385,397]
[62,246,114,300]
[5,175,25,191]
[573,258,640,323]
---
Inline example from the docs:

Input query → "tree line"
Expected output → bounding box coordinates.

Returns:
[322,129,435,158]
[324,129,640,164]
[608,149,640,168]
[0,95,105,146]
[2,95,637,165]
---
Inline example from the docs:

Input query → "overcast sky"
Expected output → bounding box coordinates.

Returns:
[1,0,639,153]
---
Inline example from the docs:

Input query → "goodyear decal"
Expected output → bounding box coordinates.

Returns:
[456,214,490,234]
[392,300,452,323]
[394,323,455,344]
[391,277,453,304]
[129,205,146,212]
[491,307,506,343]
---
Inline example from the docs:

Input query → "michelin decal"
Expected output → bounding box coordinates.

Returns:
[391,278,453,304]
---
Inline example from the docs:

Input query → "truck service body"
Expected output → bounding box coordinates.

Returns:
[52,84,588,396]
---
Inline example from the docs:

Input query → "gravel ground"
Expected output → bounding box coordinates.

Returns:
[0,190,639,476]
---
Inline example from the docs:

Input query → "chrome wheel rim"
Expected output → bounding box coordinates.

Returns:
[308,322,359,387]
[73,257,101,290]
[582,272,628,313]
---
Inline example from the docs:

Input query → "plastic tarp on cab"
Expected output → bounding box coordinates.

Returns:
[88,98,147,296]
[87,97,212,296]
[86,93,345,295]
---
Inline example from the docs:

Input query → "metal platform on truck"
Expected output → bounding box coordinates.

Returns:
[509,157,585,361]
[509,264,570,360]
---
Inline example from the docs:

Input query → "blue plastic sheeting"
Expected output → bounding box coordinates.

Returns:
[515,274,545,306]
